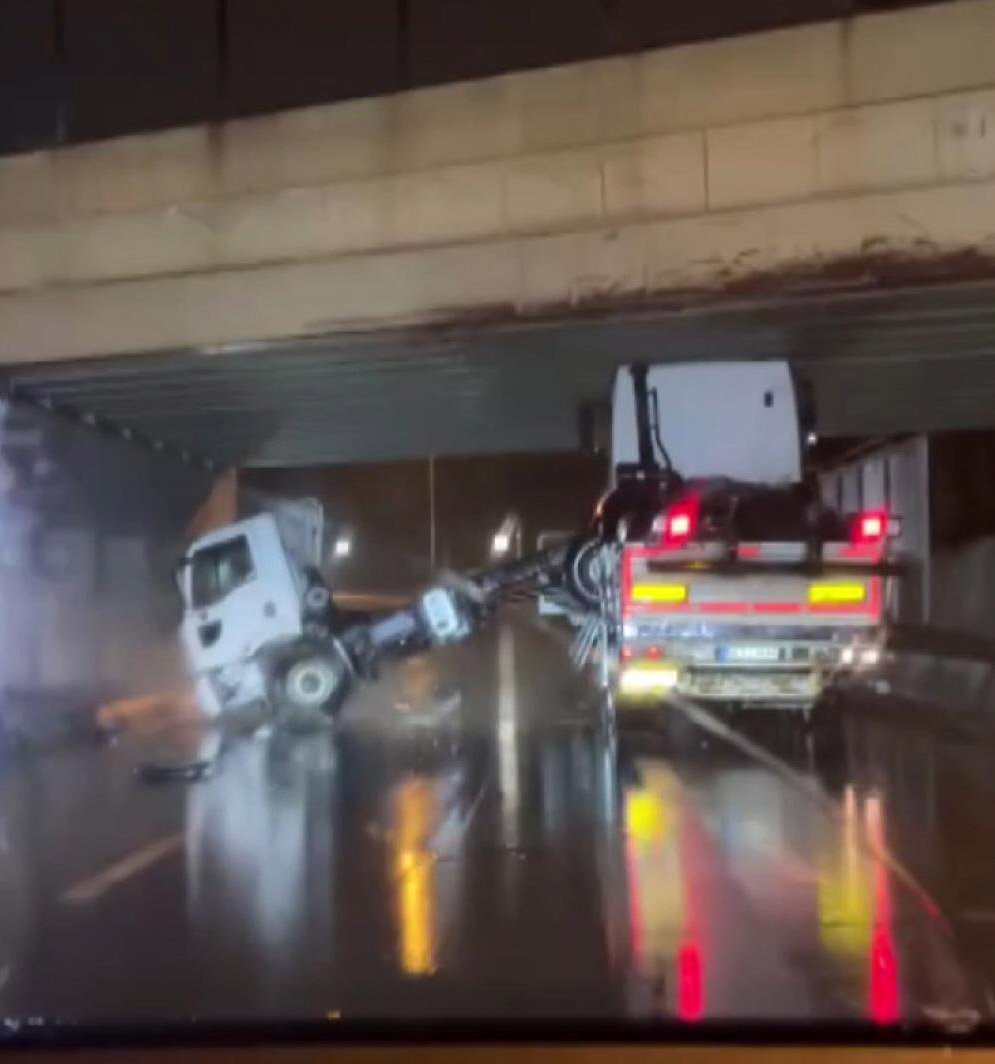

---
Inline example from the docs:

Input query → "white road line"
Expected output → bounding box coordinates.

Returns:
[497,623,519,845]
[61,832,185,906]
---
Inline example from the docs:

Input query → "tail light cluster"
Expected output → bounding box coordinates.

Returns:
[655,487,893,561]
[655,496,891,552]
[657,494,700,550]
[852,509,888,547]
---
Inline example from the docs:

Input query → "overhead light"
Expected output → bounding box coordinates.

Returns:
[807,432,818,446]
[333,536,352,558]
[492,532,510,556]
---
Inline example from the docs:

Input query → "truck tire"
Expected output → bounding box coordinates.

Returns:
[268,640,351,726]
[563,538,602,610]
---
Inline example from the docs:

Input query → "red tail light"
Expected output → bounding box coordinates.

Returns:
[853,509,888,546]
[659,495,700,550]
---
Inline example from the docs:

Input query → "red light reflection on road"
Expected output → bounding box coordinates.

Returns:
[676,939,704,1021]
[625,835,646,967]
[623,775,706,1021]
[675,794,707,1023]
[865,794,900,1025]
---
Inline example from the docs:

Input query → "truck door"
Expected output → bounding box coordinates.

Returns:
[180,520,302,672]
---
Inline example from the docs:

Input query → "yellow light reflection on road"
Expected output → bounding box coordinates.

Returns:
[817,784,872,959]
[626,786,672,845]
[623,766,683,983]
[392,776,438,977]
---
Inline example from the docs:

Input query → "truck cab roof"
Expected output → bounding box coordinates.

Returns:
[611,361,802,486]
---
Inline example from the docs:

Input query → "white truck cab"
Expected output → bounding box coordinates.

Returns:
[178,500,346,720]
[179,515,304,676]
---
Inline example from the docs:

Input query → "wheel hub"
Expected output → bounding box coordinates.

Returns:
[285,656,338,708]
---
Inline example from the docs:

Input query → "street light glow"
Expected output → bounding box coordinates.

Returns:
[492,532,510,556]
[334,536,352,558]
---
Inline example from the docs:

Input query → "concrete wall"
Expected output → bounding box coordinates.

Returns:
[244,451,604,594]
[820,431,995,637]
[2,0,995,361]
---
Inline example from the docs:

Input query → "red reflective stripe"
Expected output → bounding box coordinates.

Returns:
[838,543,882,561]
[737,545,762,559]
[621,548,635,617]
[624,548,883,618]
[628,601,693,614]
[869,574,882,618]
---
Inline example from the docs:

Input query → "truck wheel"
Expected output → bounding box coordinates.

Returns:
[269,642,351,725]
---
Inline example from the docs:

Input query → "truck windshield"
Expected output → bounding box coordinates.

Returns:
[190,535,254,608]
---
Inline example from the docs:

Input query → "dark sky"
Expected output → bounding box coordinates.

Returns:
[245,451,605,592]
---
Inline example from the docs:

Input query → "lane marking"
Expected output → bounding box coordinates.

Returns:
[497,623,519,845]
[61,832,184,906]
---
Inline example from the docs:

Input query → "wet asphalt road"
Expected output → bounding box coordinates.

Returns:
[0,611,993,1031]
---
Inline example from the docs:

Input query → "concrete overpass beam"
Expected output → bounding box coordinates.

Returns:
[3,0,995,362]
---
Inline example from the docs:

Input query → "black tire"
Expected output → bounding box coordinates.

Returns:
[267,640,351,725]
[563,537,602,610]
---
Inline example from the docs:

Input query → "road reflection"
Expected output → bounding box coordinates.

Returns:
[391,776,439,976]
[614,706,964,1024]
[100,639,983,1025]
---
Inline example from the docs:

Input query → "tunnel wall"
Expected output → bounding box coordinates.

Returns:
[927,433,995,637]
[243,452,606,594]
[820,430,995,637]
[0,399,213,737]
[819,436,930,624]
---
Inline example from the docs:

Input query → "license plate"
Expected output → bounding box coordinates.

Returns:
[719,644,781,663]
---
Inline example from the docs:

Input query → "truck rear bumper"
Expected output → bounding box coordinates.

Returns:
[677,666,820,705]
[616,663,821,708]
